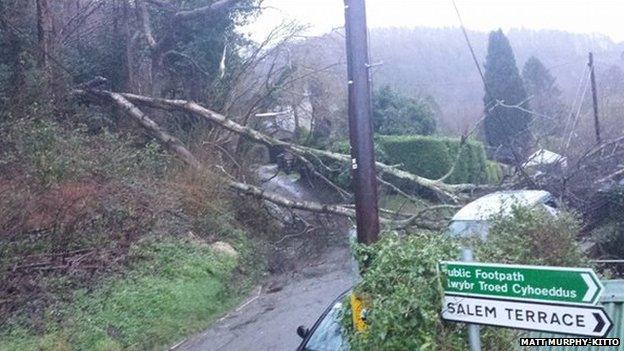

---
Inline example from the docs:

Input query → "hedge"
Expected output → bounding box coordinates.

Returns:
[376,135,490,184]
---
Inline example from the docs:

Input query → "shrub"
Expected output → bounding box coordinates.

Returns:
[373,85,437,136]
[0,117,170,186]
[475,206,587,267]
[376,135,490,184]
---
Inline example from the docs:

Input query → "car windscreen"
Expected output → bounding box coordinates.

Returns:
[304,301,349,351]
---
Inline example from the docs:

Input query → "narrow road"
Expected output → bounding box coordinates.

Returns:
[176,165,359,351]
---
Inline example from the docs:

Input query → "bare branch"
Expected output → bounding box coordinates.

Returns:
[74,89,356,219]
[296,154,352,200]
[388,205,460,230]
[377,176,427,208]
[163,50,210,77]
[174,0,240,21]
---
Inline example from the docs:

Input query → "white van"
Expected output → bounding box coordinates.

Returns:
[447,190,559,240]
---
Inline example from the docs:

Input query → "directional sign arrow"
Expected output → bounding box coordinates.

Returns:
[592,312,606,333]
[442,295,613,337]
[581,273,598,303]
[439,261,604,305]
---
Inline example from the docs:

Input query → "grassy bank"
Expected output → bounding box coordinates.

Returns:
[1,238,252,351]
[1,115,275,350]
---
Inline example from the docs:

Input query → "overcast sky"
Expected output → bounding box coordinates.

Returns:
[245,0,624,42]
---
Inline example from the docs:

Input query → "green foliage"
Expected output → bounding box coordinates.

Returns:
[522,57,560,102]
[485,160,503,183]
[0,116,172,260]
[592,222,624,262]
[483,29,531,160]
[0,239,246,351]
[522,56,565,137]
[596,186,624,221]
[376,135,490,184]
[373,85,437,136]
[149,0,259,108]
[0,1,34,112]
[0,116,170,186]
[346,233,515,351]
[327,136,492,189]
[346,207,588,350]
[475,206,587,267]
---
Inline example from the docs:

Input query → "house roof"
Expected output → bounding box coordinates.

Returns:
[523,148,567,168]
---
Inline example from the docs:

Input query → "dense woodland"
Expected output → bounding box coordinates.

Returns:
[1,1,624,350]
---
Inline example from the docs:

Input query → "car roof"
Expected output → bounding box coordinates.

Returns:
[451,190,552,221]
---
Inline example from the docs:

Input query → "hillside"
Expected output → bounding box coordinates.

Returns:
[296,27,624,133]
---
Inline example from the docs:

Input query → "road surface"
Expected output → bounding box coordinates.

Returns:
[175,165,359,351]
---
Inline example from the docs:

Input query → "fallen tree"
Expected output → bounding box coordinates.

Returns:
[76,89,451,229]
[76,89,495,202]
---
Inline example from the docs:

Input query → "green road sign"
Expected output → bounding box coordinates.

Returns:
[439,261,603,305]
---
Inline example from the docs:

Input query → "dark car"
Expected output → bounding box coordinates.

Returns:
[295,289,350,351]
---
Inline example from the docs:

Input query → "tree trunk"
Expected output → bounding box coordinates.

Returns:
[36,0,51,70]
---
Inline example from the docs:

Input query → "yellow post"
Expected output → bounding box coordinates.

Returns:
[350,293,371,332]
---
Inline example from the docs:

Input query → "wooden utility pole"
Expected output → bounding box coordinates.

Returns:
[343,0,380,244]
[588,52,601,144]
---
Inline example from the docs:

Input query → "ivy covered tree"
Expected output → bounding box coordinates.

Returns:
[483,29,531,161]
[522,56,565,138]
[372,85,436,136]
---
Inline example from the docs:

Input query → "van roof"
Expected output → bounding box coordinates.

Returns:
[451,190,552,221]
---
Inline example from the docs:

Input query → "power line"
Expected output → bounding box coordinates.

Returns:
[562,65,589,137]
[451,0,491,100]
[565,68,591,152]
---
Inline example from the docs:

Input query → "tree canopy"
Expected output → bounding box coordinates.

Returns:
[483,29,532,161]
[372,85,436,136]
[522,56,564,137]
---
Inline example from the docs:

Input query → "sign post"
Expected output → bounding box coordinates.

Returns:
[439,261,612,337]
[461,250,481,351]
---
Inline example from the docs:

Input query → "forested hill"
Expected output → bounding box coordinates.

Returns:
[365,27,624,132]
